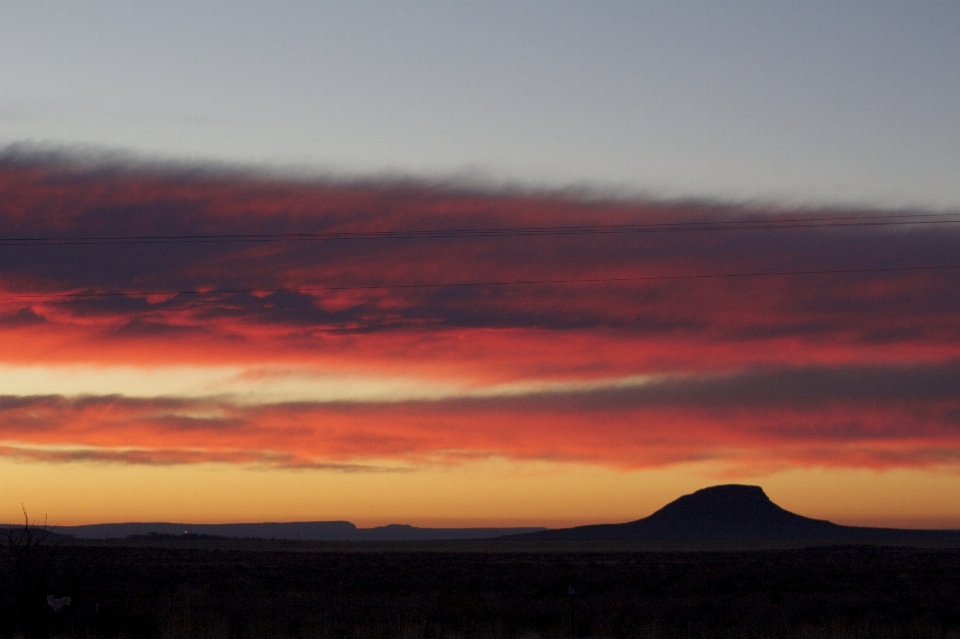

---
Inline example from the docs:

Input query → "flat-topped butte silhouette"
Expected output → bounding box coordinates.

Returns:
[504,484,960,545]
[11,485,960,546]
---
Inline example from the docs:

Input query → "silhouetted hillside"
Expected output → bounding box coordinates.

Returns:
[19,485,960,547]
[506,484,960,546]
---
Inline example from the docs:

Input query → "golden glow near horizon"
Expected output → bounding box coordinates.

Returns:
[4,457,960,530]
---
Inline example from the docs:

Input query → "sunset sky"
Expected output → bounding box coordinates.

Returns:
[2,1,960,529]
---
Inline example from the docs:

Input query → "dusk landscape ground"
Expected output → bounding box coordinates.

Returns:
[4,486,960,638]
[4,534,960,639]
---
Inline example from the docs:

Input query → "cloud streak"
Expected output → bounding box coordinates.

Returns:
[1,360,958,472]
[2,155,959,472]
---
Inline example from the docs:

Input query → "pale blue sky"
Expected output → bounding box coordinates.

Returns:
[2,1,959,208]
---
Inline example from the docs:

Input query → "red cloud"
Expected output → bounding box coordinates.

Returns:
[2,157,960,472]
[2,359,959,472]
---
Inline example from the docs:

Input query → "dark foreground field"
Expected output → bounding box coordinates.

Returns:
[3,537,960,639]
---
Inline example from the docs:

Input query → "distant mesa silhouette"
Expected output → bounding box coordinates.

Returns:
[42,520,545,542]
[11,485,960,547]
[503,484,960,546]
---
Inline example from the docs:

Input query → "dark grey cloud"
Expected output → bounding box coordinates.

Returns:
[2,157,959,344]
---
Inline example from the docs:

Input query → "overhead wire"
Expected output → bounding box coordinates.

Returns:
[1,212,960,246]
[2,211,958,300]
[4,263,959,300]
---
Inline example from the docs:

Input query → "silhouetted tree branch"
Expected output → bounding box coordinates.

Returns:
[0,506,58,639]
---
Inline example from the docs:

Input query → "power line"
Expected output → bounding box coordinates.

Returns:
[5,264,959,300]
[2,212,959,246]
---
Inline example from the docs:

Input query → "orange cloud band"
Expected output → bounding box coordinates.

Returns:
[2,361,959,472]
[2,158,959,472]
